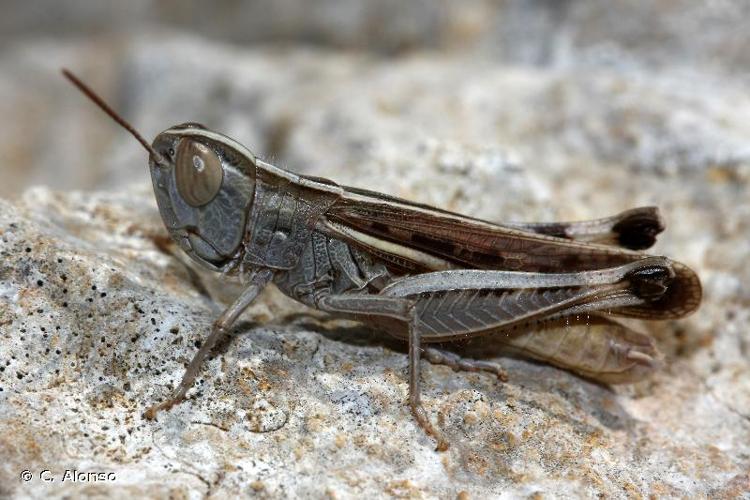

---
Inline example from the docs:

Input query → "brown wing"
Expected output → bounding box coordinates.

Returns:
[326,186,645,272]
[503,206,665,250]
[321,186,701,319]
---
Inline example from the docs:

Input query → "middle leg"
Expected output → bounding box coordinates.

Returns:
[423,346,509,381]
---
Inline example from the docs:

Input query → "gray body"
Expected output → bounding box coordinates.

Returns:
[60,69,702,451]
[142,124,700,448]
[144,126,701,450]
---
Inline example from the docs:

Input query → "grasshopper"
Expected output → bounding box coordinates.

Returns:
[63,70,701,450]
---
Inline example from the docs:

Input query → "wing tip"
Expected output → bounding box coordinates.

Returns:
[612,206,666,250]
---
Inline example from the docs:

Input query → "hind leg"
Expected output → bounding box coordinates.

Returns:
[318,294,450,450]
[408,318,450,451]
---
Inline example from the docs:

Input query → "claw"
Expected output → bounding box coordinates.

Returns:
[143,396,183,420]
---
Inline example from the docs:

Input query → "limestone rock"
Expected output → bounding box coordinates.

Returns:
[1,15,749,499]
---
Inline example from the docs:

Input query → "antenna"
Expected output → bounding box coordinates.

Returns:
[61,69,167,165]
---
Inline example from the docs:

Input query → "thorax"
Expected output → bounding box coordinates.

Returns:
[274,231,393,307]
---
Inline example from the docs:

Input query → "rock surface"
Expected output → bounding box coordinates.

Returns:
[1,3,750,497]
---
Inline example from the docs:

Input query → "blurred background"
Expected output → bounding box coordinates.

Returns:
[1,0,749,210]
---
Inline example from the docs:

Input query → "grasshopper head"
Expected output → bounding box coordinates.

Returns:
[62,70,257,272]
[149,124,257,271]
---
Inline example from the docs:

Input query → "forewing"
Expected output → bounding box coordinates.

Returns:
[327,188,647,273]
[504,206,665,250]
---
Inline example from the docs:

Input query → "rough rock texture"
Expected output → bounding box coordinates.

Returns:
[1,2,750,497]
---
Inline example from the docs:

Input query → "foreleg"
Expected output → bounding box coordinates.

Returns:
[144,268,274,419]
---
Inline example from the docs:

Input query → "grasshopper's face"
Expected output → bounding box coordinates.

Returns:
[149,124,256,271]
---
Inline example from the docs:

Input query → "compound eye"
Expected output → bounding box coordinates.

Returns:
[174,139,223,207]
